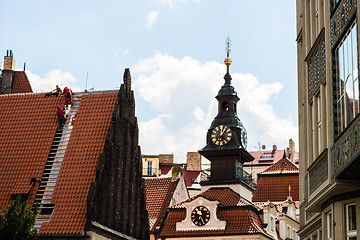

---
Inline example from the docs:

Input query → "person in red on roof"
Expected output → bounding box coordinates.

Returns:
[63,87,73,106]
[57,106,66,130]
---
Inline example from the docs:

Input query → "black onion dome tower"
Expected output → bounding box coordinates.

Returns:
[199,38,254,185]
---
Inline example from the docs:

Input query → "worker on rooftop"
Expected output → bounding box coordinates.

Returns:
[45,85,62,97]
[63,86,73,106]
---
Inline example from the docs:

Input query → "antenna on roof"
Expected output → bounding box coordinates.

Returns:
[283,121,286,150]
[85,72,88,92]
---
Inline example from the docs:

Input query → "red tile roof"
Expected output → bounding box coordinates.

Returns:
[246,149,299,166]
[12,71,33,93]
[40,92,117,235]
[195,187,256,207]
[252,175,299,202]
[159,207,274,238]
[144,177,178,232]
[260,157,299,175]
[0,91,118,236]
[0,93,63,209]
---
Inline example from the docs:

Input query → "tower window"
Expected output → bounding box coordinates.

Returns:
[222,101,229,111]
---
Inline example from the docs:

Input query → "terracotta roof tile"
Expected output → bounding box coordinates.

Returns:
[0,92,118,235]
[144,177,178,232]
[260,157,299,175]
[12,71,33,93]
[246,149,299,166]
[252,175,299,202]
[0,93,63,209]
[160,207,274,238]
[173,187,257,209]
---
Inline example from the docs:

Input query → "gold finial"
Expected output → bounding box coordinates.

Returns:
[224,57,232,66]
[224,36,232,72]
[288,185,291,197]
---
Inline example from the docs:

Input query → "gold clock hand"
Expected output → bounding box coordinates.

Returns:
[199,216,205,224]
[220,127,226,136]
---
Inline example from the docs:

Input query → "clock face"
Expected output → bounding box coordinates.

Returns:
[241,126,247,149]
[211,125,232,146]
[191,206,210,226]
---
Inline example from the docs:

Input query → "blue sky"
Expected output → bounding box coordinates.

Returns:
[0,0,297,161]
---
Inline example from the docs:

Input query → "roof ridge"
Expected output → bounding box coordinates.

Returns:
[259,157,299,175]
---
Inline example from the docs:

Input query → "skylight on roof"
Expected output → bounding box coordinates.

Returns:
[259,152,274,161]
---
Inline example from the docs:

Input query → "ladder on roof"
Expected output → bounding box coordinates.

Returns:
[34,95,82,231]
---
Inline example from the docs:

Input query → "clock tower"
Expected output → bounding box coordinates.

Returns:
[199,38,254,186]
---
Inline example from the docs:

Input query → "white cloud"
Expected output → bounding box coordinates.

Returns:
[24,69,81,93]
[133,53,298,161]
[157,0,199,8]
[145,11,160,30]
[123,49,130,56]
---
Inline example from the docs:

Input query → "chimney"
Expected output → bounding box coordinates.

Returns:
[288,139,295,161]
[3,50,15,71]
[271,144,277,156]
[1,50,15,94]
[159,154,174,165]
[186,152,201,171]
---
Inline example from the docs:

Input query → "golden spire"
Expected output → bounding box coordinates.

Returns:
[224,36,232,73]
[288,185,292,197]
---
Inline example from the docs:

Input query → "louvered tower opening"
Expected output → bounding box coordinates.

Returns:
[34,95,82,230]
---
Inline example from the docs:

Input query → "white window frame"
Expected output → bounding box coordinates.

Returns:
[346,203,357,240]
[326,209,333,240]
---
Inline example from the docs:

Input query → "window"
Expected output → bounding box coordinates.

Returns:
[222,101,229,111]
[336,22,359,133]
[147,161,152,176]
[317,94,321,153]
[259,153,274,161]
[326,210,333,240]
[346,203,357,240]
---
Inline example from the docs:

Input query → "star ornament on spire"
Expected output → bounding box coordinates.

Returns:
[225,36,231,57]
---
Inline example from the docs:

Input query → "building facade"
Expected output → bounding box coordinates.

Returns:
[296,0,360,239]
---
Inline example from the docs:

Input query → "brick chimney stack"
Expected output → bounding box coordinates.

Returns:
[3,50,15,71]
[1,50,15,94]
[288,139,295,161]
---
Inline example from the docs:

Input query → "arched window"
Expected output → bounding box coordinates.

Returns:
[222,101,229,111]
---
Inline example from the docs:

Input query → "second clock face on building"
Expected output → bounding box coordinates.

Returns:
[191,206,210,226]
[211,125,232,146]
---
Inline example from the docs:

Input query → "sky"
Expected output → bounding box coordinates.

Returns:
[0,0,298,162]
